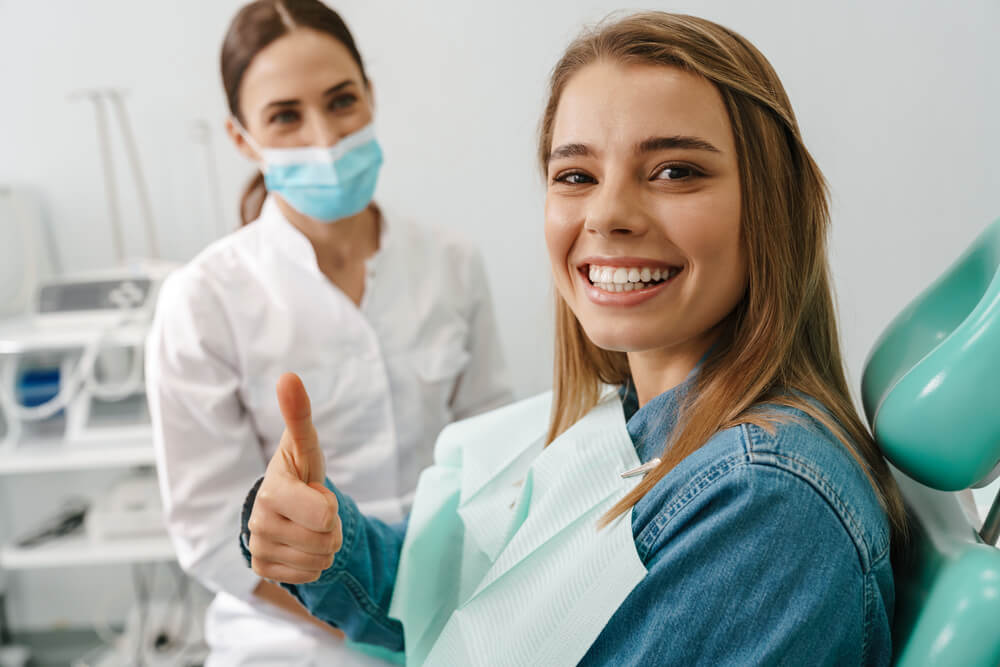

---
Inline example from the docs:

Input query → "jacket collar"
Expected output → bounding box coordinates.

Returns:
[257,195,390,276]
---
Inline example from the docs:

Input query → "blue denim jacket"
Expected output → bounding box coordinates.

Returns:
[244,382,894,665]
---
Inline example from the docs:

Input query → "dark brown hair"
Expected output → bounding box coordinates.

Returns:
[220,0,368,226]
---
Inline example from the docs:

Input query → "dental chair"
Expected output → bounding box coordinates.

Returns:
[862,218,1000,666]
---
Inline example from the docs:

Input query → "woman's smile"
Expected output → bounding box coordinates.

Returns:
[576,258,684,306]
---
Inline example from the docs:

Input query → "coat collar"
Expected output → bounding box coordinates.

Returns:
[257,195,390,277]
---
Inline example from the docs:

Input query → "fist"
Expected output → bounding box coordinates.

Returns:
[248,373,343,584]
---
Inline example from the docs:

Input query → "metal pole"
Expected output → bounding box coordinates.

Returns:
[108,90,160,259]
[980,491,1000,546]
[190,120,228,239]
[70,90,125,263]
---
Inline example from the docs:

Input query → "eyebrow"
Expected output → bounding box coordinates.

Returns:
[547,134,721,164]
[262,80,356,111]
[638,135,721,154]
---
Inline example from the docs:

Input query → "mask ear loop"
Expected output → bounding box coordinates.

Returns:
[231,117,266,164]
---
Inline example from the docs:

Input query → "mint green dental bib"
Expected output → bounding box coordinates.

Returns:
[388,392,648,666]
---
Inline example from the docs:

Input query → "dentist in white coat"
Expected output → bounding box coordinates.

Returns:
[145,1,512,664]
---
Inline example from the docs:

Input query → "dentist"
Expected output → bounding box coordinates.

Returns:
[145,1,511,664]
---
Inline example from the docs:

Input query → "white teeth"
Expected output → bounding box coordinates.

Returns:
[592,281,658,292]
[586,264,680,291]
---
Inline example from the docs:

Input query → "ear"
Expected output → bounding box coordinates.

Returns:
[365,79,376,113]
[225,117,261,162]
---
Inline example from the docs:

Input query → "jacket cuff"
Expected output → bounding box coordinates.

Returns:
[312,478,360,585]
[239,476,264,567]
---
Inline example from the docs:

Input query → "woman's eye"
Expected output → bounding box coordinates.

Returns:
[329,94,358,111]
[553,171,595,185]
[654,165,699,181]
[270,110,300,125]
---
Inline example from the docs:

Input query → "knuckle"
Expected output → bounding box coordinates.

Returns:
[318,504,337,533]
[250,540,272,562]
[249,518,274,541]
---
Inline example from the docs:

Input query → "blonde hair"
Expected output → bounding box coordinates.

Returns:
[539,12,907,542]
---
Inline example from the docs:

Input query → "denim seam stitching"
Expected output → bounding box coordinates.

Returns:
[743,448,874,571]
[340,569,405,636]
[861,569,874,662]
[741,423,755,460]
[636,451,749,561]
[744,420,891,562]
[869,541,890,569]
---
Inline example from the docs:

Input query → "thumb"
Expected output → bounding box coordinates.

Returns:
[276,372,325,485]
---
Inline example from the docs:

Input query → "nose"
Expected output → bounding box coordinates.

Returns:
[304,112,342,149]
[583,173,649,239]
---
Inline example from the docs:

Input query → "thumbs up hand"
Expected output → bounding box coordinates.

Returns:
[248,373,342,584]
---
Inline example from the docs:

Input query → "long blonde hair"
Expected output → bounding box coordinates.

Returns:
[539,12,907,542]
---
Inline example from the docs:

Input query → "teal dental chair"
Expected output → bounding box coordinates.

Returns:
[862,218,1000,666]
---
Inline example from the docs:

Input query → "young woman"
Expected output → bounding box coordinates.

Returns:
[242,11,905,665]
[146,1,511,665]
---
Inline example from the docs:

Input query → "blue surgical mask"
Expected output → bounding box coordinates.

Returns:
[236,121,383,223]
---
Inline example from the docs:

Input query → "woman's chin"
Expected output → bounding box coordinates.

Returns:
[581,324,660,355]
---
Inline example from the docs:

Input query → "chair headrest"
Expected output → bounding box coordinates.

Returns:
[862,219,1000,491]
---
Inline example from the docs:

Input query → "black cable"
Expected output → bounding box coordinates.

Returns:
[151,562,187,658]
[0,591,11,645]
[14,499,87,547]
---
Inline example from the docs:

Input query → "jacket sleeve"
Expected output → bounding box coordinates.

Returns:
[240,478,408,651]
[449,246,514,420]
[581,463,891,666]
[146,269,265,600]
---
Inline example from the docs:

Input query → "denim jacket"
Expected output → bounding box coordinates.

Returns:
[242,381,894,665]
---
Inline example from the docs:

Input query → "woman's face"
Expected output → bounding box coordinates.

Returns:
[231,28,373,154]
[545,61,747,362]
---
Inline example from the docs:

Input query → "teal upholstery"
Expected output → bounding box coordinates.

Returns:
[861,219,1000,665]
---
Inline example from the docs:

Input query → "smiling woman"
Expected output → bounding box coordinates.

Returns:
[241,10,904,666]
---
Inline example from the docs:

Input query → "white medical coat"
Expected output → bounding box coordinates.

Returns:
[146,196,512,665]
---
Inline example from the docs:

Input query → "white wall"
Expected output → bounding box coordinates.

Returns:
[1,0,998,631]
